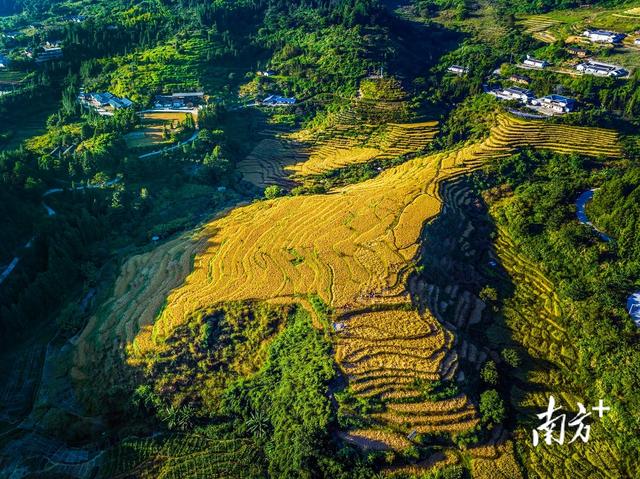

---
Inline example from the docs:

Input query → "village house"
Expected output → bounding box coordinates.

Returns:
[262,95,296,106]
[0,53,9,68]
[78,91,133,115]
[523,55,548,69]
[66,15,86,23]
[447,65,469,75]
[509,74,531,85]
[567,46,589,58]
[35,45,63,63]
[635,38,640,46]
[153,92,205,108]
[533,94,576,114]
[257,70,276,77]
[489,86,536,104]
[576,60,627,77]
[582,29,626,44]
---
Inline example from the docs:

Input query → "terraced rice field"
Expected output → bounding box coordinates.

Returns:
[73,235,204,375]
[239,113,620,189]
[97,433,260,478]
[237,110,438,188]
[488,115,622,157]
[491,225,627,478]
[235,137,306,188]
[518,15,562,42]
[470,440,524,479]
[73,114,622,450]
[335,308,478,439]
[287,120,439,178]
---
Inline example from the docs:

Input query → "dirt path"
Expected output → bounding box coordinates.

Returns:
[138,129,199,159]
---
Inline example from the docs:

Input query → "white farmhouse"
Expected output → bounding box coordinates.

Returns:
[489,86,536,104]
[576,60,627,78]
[533,94,576,114]
[582,29,626,44]
[447,65,469,75]
[262,95,296,106]
[523,55,548,69]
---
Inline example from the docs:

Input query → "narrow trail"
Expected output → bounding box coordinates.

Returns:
[138,129,199,159]
[0,178,121,286]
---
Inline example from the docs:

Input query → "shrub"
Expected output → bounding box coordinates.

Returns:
[501,348,521,368]
[264,184,284,199]
[479,389,505,428]
[480,360,499,385]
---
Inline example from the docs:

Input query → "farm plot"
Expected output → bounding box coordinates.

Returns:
[235,137,306,188]
[518,15,562,42]
[124,112,194,150]
[519,5,640,45]
[0,69,31,86]
[238,94,437,188]
[72,115,623,450]
[488,115,622,158]
[237,116,438,188]
[489,225,627,478]
[96,433,261,479]
[335,307,478,443]
[286,120,439,178]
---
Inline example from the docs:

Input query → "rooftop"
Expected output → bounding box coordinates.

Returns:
[171,92,204,97]
[505,86,534,95]
[541,94,575,103]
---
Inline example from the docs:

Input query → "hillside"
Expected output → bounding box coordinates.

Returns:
[1,0,639,478]
[65,114,623,477]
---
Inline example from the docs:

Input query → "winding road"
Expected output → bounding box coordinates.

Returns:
[576,189,640,326]
[575,189,611,242]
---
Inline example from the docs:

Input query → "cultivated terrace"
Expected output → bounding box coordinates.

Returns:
[0,0,638,478]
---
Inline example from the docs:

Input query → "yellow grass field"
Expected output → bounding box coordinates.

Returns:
[73,114,622,449]
[124,111,196,149]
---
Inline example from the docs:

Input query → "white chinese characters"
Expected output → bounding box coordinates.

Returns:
[533,396,610,446]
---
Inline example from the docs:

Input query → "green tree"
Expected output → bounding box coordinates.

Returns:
[264,185,284,200]
[481,360,499,385]
[479,389,506,428]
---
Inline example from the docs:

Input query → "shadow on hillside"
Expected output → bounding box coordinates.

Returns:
[409,175,542,448]
[383,0,467,83]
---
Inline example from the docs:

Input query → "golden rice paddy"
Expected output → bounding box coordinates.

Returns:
[237,111,439,187]
[73,113,622,450]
